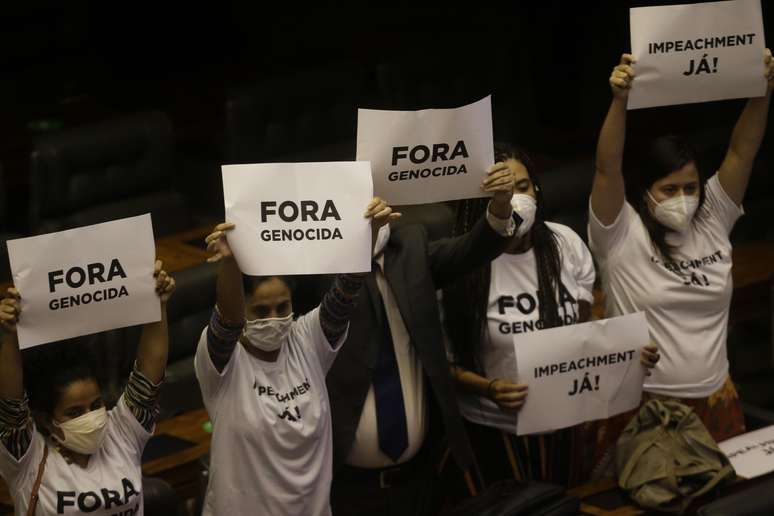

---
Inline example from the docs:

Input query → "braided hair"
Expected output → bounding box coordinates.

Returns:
[443,144,564,374]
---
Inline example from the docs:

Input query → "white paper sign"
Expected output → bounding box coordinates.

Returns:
[719,425,774,479]
[222,162,373,276]
[6,214,160,349]
[629,0,766,110]
[514,312,649,435]
[357,96,494,205]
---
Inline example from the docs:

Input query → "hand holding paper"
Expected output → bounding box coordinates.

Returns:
[7,214,160,349]
[153,260,176,304]
[205,223,236,264]
[222,161,373,276]
[610,54,637,100]
[488,379,529,411]
[514,312,650,435]
[482,162,517,219]
[627,0,767,109]
[0,287,21,333]
[765,48,774,93]
[365,196,401,231]
[640,344,660,376]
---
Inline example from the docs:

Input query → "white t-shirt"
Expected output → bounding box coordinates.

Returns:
[588,173,742,398]
[458,222,595,434]
[0,397,150,516]
[195,308,344,516]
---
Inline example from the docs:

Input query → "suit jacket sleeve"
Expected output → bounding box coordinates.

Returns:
[428,215,509,289]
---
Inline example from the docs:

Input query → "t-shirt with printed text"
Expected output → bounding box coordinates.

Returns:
[0,397,149,516]
[588,173,742,398]
[195,307,343,516]
[459,222,595,434]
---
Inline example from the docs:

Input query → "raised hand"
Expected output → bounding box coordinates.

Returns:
[0,288,21,333]
[205,223,236,263]
[610,53,636,100]
[153,261,176,304]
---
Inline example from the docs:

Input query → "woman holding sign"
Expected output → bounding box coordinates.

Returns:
[588,50,774,470]
[195,198,397,516]
[0,261,175,516]
[443,144,660,488]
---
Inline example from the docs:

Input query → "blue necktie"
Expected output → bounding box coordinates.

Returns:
[372,292,409,463]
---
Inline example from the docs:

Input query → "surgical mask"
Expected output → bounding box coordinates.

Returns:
[243,313,294,352]
[52,407,108,455]
[510,194,537,237]
[647,192,699,233]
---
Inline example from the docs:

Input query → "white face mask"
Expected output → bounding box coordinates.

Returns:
[647,191,699,233]
[52,407,108,455]
[510,194,537,237]
[243,313,294,352]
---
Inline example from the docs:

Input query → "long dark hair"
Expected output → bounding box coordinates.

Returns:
[23,339,101,421]
[627,135,705,264]
[443,143,564,374]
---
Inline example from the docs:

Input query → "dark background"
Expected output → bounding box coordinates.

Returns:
[0,1,772,233]
[2,0,774,457]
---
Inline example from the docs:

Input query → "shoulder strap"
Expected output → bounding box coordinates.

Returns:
[26,444,48,516]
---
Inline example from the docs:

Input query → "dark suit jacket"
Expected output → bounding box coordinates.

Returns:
[326,215,510,472]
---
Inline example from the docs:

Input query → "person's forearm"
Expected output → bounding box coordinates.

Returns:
[319,273,365,347]
[728,94,771,163]
[596,98,628,178]
[0,332,23,400]
[451,365,492,397]
[216,256,245,325]
[136,304,169,384]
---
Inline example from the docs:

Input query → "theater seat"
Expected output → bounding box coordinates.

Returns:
[29,111,190,236]
[158,262,218,419]
[142,476,184,516]
[696,476,774,515]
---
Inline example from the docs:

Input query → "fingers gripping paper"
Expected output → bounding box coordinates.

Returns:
[7,214,160,349]
[628,0,766,110]
[222,162,373,276]
[357,96,494,205]
[514,312,649,435]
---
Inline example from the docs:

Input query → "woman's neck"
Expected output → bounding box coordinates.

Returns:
[505,230,533,255]
[52,440,91,468]
[240,337,280,362]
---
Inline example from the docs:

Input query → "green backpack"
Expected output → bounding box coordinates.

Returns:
[616,399,736,513]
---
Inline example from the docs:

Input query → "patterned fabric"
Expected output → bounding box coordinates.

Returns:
[0,395,32,460]
[319,273,364,345]
[207,306,245,372]
[124,363,163,432]
[589,375,745,478]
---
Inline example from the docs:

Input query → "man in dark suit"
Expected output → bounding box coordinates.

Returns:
[328,163,517,515]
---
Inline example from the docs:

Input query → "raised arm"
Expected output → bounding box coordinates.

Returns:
[591,54,635,225]
[717,49,774,206]
[0,288,33,460]
[202,223,246,372]
[135,261,175,384]
[319,198,400,347]
[428,164,515,287]
[125,262,175,431]
[0,289,23,400]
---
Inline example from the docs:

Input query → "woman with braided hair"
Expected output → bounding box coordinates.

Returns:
[442,144,658,488]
